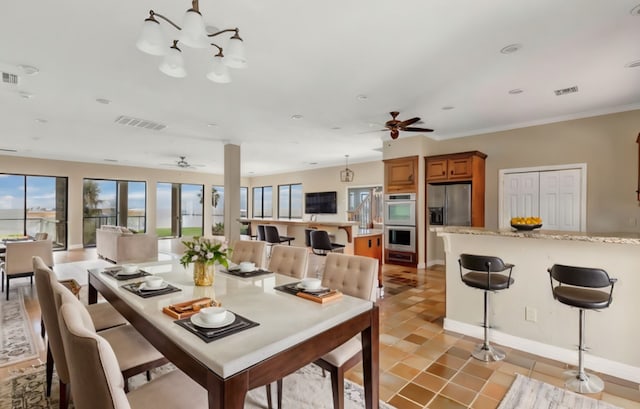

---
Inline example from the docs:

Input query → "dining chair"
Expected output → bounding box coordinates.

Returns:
[267,245,308,278]
[57,295,208,409]
[39,264,169,408]
[1,239,53,300]
[310,230,345,256]
[264,225,295,246]
[257,224,267,241]
[274,253,378,409]
[304,228,317,247]
[230,240,267,269]
[34,232,49,241]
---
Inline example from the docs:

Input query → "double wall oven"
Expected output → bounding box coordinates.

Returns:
[384,193,416,262]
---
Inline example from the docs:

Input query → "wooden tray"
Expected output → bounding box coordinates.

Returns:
[296,290,342,304]
[162,297,221,319]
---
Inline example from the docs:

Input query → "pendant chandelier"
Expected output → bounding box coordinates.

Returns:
[136,0,246,83]
[340,155,354,183]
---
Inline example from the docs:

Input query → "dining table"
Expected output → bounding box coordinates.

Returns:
[87,261,380,409]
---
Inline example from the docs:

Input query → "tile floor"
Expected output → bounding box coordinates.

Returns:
[2,248,639,408]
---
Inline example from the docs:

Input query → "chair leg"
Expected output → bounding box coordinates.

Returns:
[6,277,10,301]
[329,367,345,409]
[265,383,273,409]
[41,318,46,339]
[564,309,604,393]
[471,290,506,362]
[124,378,129,393]
[146,370,151,381]
[59,379,70,409]
[1,271,4,292]
[46,342,54,397]
[277,378,283,409]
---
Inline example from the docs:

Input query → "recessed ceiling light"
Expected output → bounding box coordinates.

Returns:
[631,4,640,15]
[291,114,303,120]
[248,171,255,174]
[18,65,39,75]
[19,91,33,99]
[34,118,48,124]
[508,88,524,94]
[309,162,318,165]
[441,106,455,110]
[625,60,640,68]
[500,43,522,54]
[207,123,218,127]
[356,95,368,101]
[331,126,341,130]
[104,159,119,162]
[96,98,111,105]
[0,148,18,153]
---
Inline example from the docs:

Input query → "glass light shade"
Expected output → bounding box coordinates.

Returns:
[158,47,187,78]
[136,19,167,56]
[206,55,231,83]
[179,9,209,48]
[223,37,247,69]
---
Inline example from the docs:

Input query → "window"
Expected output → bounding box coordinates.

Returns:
[83,179,147,246]
[0,174,68,249]
[212,186,224,235]
[252,186,272,218]
[278,183,302,219]
[240,187,248,218]
[156,182,203,238]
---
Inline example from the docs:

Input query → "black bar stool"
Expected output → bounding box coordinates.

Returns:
[548,264,617,393]
[459,253,514,362]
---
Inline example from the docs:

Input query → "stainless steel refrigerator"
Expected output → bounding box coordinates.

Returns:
[427,183,471,226]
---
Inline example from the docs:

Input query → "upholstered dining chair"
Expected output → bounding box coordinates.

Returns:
[33,257,130,407]
[34,258,168,409]
[230,240,267,269]
[2,239,53,300]
[267,245,308,278]
[274,253,378,409]
[310,230,345,256]
[57,295,208,409]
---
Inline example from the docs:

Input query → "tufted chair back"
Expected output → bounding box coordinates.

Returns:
[268,245,308,278]
[5,240,53,274]
[58,294,129,409]
[321,253,378,301]
[230,240,267,269]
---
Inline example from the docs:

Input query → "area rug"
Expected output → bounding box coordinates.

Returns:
[0,291,39,368]
[497,373,622,409]
[0,364,395,409]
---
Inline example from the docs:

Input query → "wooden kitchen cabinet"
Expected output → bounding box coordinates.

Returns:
[384,156,418,193]
[425,151,485,182]
[354,233,383,287]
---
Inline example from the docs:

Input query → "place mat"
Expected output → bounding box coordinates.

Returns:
[175,312,259,343]
[274,282,341,303]
[222,268,273,278]
[121,281,182,298]
[101,267,151,281]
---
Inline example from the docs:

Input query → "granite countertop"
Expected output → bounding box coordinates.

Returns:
[354,229,384,238]
[431,226,640,245]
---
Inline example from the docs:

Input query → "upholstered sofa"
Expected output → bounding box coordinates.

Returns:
[96,226,158,263]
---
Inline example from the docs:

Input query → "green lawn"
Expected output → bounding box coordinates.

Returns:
[156,227,203,237]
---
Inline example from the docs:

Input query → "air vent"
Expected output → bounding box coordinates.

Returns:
[1,72,18,86]
[0,148,18,153]
[554,86,579,96]
[114,115,166,131]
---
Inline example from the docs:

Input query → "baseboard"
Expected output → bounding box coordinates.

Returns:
[444,318,640,383]
[68,244,83,250]
[427,259,444,267]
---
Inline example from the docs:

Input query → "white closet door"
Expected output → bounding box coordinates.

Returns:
[502,172,540,227]
[540,169,581,231]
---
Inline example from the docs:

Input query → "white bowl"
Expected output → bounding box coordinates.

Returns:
[199,307,227,324]
[122,264,138,274]
[144,275,164,289]
[300,278,321,290]
[239,261,256,272]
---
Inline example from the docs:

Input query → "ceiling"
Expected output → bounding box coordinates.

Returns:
[0,1,639,176]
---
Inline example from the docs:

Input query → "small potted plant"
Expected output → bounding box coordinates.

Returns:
[179,237,230,286]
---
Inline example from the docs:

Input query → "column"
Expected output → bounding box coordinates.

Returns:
[224,143,241,243]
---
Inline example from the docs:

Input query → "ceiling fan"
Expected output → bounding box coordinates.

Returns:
[384,111,434,139]
[161,156,205,169]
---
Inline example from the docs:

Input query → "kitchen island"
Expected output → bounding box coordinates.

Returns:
[433,226,640,382]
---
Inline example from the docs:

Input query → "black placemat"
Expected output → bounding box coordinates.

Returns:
[102,267,151,281]
[175,312,259,343]
[222,268,273,278]
[121,281,182,298]
[274,282,332,297]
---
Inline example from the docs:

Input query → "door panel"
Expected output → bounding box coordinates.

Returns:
[540,169,581,231]
[503,173,540,227]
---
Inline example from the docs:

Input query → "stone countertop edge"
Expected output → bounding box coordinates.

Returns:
[430,226,640,245]
[354,229,384,238]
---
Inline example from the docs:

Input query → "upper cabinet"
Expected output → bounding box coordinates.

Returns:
[384,156,418,193]
[426,151,486,182]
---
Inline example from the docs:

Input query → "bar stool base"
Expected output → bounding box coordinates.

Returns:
[564,370,604,394]
[472,344,506,362]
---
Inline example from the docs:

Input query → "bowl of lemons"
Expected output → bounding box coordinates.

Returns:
[510,217,542,231]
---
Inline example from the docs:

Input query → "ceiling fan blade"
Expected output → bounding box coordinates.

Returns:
[403,127,434,132]
[399,117,420,127]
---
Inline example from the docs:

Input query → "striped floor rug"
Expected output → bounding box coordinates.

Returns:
[498,373,622,409]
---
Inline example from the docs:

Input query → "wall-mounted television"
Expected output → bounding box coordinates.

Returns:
[304,191,337,214]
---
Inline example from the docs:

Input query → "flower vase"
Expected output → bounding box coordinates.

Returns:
[193,261,215,286]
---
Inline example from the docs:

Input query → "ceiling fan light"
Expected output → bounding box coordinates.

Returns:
[158,45,186,78]
[179,8,209,48]
[223,36,247,69]
[206,55,231,83]
[136,17,167,56]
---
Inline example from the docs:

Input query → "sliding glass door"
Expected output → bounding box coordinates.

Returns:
[156,182,203,238]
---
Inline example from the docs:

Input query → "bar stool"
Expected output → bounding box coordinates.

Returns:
[458,253,514,362]
[548,264,617,393]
